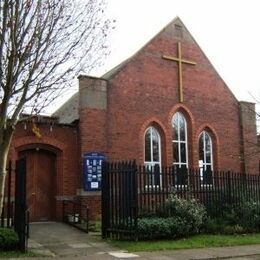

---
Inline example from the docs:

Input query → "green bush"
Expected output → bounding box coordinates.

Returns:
[230,201,260,232]
[137,194,206,239]
[204,185,250,219]
[204,200,260,234]
[0,228,19,251]
[222,224,245,234]
[157,193,207,234]
[137,217,182,239]
[203,218,226,234]
[204,218,246,234]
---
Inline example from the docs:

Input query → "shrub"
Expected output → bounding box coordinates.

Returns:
[157,193,207,234]
[137,194,206,239]
[231,201,260,232]
[204,218,246,234]
[137,217,184,239]
[204,200,260,234]
[0,228,19,251]
[204,185,250,219]
[203,218,226,234]
[222,224,245,235]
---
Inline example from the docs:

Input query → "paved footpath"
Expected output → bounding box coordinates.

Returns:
[23,222,260,259]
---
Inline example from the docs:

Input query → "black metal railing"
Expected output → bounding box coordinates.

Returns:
[102,161,260,239]
[62,200,89,233]
[137,167,259,218]
[102,161,138,240]
[14,157,29,252]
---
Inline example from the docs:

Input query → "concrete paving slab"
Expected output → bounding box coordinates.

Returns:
[28,239,43,249]
[108,251,140,258]
[88,242,114,248]
[30,248,55,257]
[68,242,92,248]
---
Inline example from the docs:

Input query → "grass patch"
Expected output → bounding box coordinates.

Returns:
[109,233,260,252]
[0,251,41,258]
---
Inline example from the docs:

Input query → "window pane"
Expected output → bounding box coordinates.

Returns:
[153,164,160,186]
[180,143,186,163]
[179,115,186,141]
[176,165,188,185]
[203,165,213,184]
[152,130,159,162]
[172,112,188,167]
[205,133,211,163]
[206,151,211,163]
[145,164,152,186]
[145,129,151,161]
[145,164,160,186]
[199,134,204,161]
[173,142,179,163]
[198,131,213,171]
[172,115,178,140]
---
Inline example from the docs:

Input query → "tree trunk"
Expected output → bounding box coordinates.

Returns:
[0,148,9,217]
[0,128,14,216]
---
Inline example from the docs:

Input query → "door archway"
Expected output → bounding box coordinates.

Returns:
[19,148,57,222]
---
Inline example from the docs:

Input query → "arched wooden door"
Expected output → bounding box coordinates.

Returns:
[19,149,56,222]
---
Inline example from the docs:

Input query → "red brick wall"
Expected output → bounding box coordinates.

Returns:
[78,20,259,218]
[79,108,107,155]
[95,27,243,172]
[7,21,258,221]
[9,120,79,220]
[78,107,106,220]
[80,196,101,220]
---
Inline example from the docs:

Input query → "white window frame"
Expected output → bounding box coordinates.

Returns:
[172,112,188,168]
[144,126,162,186]
[199,130,213,186]
[199,131,213,171]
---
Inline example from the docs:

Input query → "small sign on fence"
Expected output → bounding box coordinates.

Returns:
[83,152,105,191]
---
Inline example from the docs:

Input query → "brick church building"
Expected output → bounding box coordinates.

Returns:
[9,17,259,221]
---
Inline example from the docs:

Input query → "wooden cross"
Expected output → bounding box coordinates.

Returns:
[162,42,196,102]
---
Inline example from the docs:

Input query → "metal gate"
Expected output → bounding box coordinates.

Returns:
[14,157,29,251]
[101,161,138,240]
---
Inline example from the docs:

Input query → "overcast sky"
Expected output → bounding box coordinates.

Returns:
[94,0,260,104]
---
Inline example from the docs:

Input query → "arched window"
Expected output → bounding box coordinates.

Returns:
[172,112,188,168]
[199,131,213,171]
[199,130,213,185]
[144,126,161,185]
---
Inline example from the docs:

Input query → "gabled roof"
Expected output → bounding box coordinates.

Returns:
[102,17,185,80]
[54,16,240,117]
[52,92,79,124]
[101,16,238,103]
[102,57,132,80]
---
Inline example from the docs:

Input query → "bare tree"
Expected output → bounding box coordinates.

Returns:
[0,0,113,215]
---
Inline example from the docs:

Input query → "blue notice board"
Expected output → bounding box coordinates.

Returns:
[83,152,105,191]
